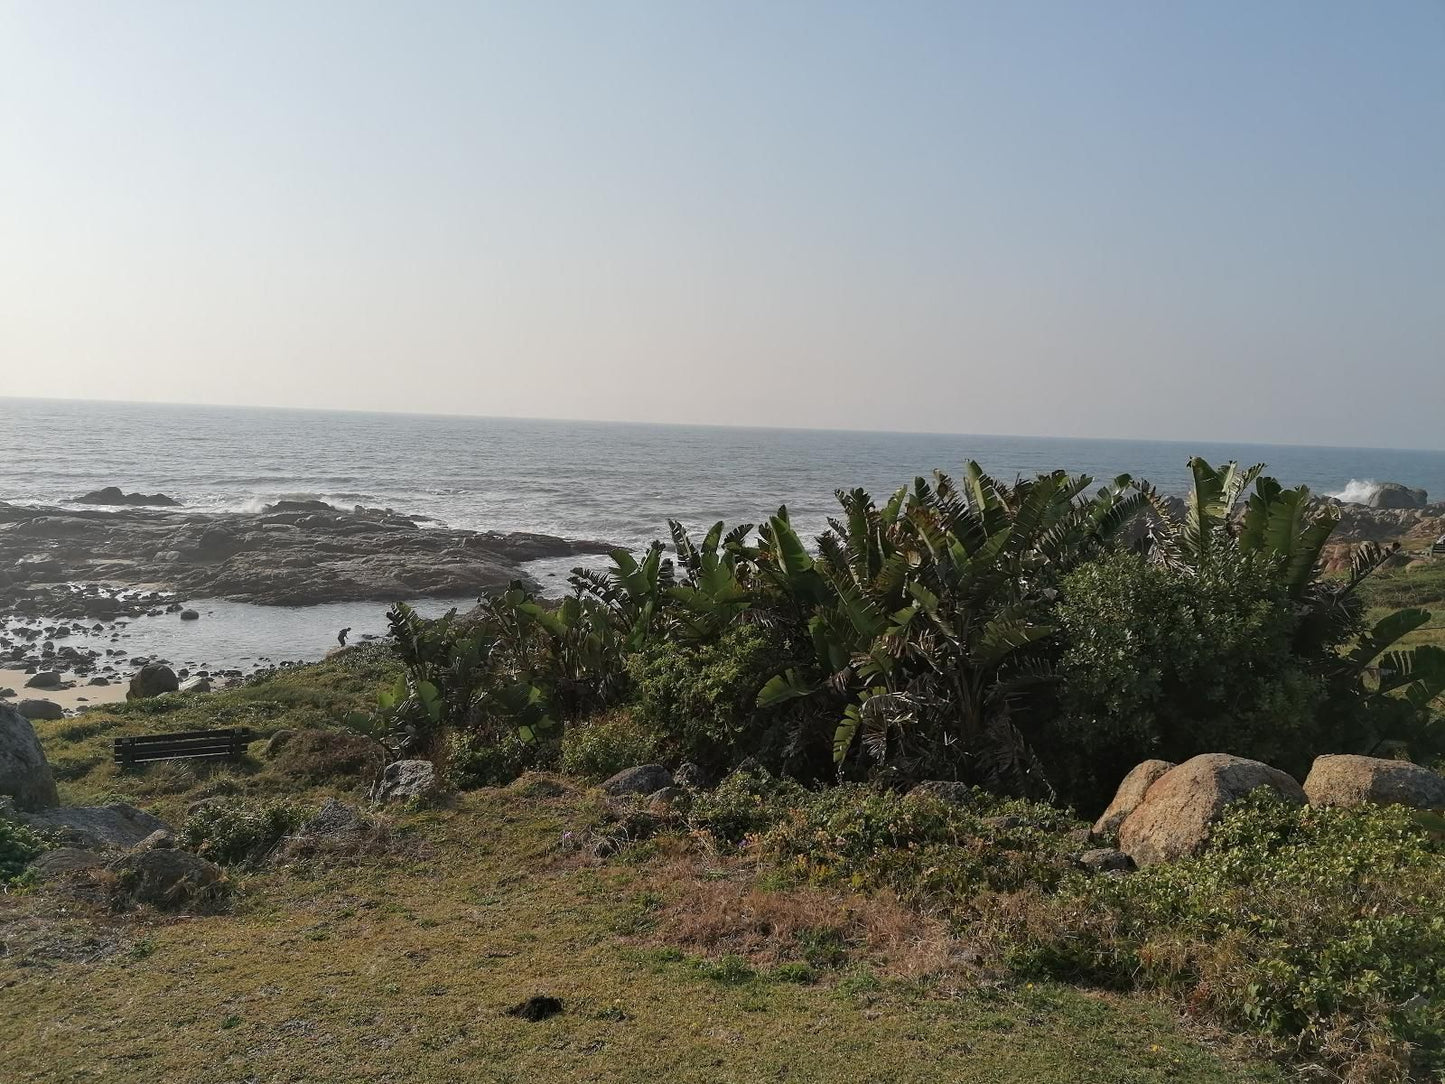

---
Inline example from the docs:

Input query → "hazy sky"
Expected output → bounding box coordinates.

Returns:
[2,3,1442,446]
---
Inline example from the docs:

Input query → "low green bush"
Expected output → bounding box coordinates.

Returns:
[444,729,558,789]
[0,817,52,882]
[560,710,659,780]
[757,785,1083,902]
[1054,550,1327,807]
[628,625,792,775]
[180,797,307,866]
[994,793,1445,1080]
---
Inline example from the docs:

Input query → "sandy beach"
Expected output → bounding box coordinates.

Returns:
[0,667,128,710]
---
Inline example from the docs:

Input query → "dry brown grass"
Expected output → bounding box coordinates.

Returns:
[645,856,972,983]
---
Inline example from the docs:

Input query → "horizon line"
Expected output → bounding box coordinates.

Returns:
[4,393,1444,459]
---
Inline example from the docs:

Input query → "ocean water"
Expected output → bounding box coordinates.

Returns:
[5,397,1445,680]
[6,397,1445,550]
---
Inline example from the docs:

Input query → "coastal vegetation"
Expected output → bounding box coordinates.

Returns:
[6,457,1445,1082]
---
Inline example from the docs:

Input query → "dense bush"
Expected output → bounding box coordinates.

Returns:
[994,793,1445,1080]
[757,785,1083,902]
[445,729,557,789]
[372,456,1444,805]
[629,624,795,775]
[180,797,307,866]
[0,817,52,882]
[1055,550,1327,804]
[560,710,658,780]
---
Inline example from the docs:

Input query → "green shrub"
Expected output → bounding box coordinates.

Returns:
[686,766,807,845]
[628,624,789,774]
[0,817,52,882]
[444,729,558,789]
[560,710,659,780]
[180,797,307,866]
[997,793,1445,1079]
[1054,550,1327,807]
[757,785,1082,902]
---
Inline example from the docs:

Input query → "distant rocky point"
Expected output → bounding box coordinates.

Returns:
[0,498,610,607]
[69,487,179,507]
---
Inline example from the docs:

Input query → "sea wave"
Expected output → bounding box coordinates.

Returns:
[1329,479,1381,505]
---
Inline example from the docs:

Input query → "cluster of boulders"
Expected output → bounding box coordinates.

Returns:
[0,701,229,909]
[1090,751,1445,869]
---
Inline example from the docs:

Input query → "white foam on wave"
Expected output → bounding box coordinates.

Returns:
[1330,479,1382,505]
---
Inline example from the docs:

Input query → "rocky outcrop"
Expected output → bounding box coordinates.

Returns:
[16,699,63,721]
[600,764,674,797]
[108,848,228,910]
[1366,483,1428,510]
[128,663,179,699]
[17,802,172,849]
[1076,848,1135,873]
[0,703,59,810]
[904,780,975,807]
[1092,760,1175,838]
[1117,754,1306,866]
[70,487,179,507]
[0,499,610,608]
[1303,754,1445,811]
[371,760,438,805]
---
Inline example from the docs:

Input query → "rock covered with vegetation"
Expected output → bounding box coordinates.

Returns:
[1113,753,1306,865]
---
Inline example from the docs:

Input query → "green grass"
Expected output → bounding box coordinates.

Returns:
[1356,556,1445,649]
[28,645,399,820]
[0,786,1284,1084]
[1,653,1287,1083]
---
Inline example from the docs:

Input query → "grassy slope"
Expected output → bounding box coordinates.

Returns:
[1357,558,1445,650]
[1,653,1285,1084]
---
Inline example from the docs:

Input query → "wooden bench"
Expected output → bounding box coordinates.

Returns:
[114,727,255,769]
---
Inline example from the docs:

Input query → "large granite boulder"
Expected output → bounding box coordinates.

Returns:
[1117,754,1306,866]
[1367,483,1428,510]
[0,703,59,810]
[17,699,64,721]
[371,759,438,805]
[1303,754,1445,811]
[17,802,172,849]
[108,848,228,909]
[600,764,674,797]
[1092,760,1175,838]
[128,663,179,699]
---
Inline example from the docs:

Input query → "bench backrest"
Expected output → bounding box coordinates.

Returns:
[114,727,254,768]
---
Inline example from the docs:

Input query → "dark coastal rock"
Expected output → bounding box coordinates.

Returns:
[17,699,63,721]
[70,487,179,507]
[0,499,611,607]
[28,846,106,880]
[1366,483,1428,510]
[108,848,228,910]
[1076,848,1135,873]
[24,671,63,689]
[600,764,674,797]
[128,663,179,699]
[179,609,200,621]
[0,703,60,810]
[17,802,172,849]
